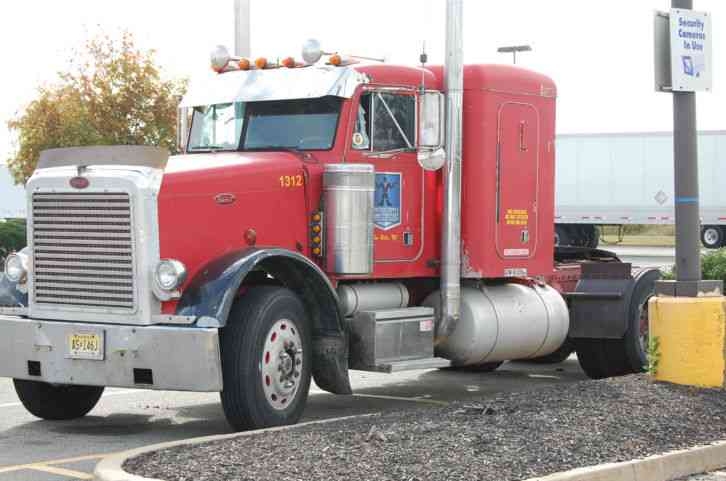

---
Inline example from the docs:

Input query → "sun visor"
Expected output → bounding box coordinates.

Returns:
[180,66,369,108]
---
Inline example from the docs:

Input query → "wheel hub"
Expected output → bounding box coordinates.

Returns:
[261,319,303,410]
[705,228,720,246]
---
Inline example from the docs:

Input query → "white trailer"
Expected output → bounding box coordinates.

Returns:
[555,131,726,249]
[0,164,25,219]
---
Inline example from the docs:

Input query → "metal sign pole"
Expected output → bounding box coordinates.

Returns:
[654,0,721,297]
[672,0,701,286]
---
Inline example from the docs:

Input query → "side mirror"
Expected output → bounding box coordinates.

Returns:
[418,91,445,171]
[418,148,446,171]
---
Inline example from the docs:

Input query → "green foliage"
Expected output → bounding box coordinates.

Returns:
[701,248,726,284]
[663,248,726,282]
[0,220,27,262]
[6,32,187,184]
[647,336,661,376]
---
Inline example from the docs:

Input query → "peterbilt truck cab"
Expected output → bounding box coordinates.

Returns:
[0,41,658,431]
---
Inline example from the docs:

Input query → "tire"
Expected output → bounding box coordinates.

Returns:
[442,361,503,373]
[555,225,571,246]
[13,379,104,420]
[701,225,724,249]
[575,269,660,379]
[220,286,312,431]
[573,226,589,247]
[585,226,600,249]
[528,338,575,364]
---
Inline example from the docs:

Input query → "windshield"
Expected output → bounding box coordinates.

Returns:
[187,96,342,152]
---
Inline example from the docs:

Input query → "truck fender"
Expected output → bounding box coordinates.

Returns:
[176,247,352,395]
[567,263,661,339]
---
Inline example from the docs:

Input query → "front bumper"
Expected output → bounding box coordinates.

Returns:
[0,315,223,392]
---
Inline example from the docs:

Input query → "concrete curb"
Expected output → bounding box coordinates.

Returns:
[523,440,726,481]
[94,414,378,481]
[95,415,726,481]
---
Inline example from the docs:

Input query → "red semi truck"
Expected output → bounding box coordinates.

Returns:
[0,18,659,431]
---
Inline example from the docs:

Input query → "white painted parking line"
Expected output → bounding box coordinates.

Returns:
[29,464,94,479]
[0,453,106,474]
[352,393,448,406]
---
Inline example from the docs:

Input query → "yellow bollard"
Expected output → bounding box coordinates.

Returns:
[649,296,726,388]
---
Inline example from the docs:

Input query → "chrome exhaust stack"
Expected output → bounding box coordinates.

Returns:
[439,0,464,338]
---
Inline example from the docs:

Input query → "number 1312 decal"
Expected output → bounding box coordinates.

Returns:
[279,175,304,188]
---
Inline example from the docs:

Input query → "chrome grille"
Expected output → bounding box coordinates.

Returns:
[31,192,136,311]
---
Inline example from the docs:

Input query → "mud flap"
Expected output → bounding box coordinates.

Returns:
[567,263,634,339]
[312,335,352,395]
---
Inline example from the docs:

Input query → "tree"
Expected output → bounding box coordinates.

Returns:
[6,32,187,184]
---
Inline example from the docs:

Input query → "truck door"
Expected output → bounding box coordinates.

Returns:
[496,102,540,259]
[345,88,424,264]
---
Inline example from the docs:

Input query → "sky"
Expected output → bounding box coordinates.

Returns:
[0,0,724,167]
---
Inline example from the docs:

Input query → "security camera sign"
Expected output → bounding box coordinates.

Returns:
[670,9,712,92]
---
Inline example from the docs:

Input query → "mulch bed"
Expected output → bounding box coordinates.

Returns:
[126,374,726,481]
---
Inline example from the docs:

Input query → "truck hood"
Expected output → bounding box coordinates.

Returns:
[157,152,311,302]
[161,151,303,195]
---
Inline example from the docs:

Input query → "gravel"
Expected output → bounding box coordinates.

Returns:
[126,375,726,481]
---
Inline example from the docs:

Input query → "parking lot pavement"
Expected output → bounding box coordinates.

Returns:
[606,245,677,269]
[0,358,587,480]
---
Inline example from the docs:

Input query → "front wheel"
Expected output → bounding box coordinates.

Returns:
[220,287,312,431]
[13,379,104,420]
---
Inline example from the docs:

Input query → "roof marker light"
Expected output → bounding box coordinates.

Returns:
[255,57,268,69]
[239,58,251,70]
[281,56,297,68]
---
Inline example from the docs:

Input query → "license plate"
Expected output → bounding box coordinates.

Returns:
[67,331,104,360]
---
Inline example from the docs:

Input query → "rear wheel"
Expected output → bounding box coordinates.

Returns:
[13,380,104,420]
[575,270,659,379]
[220,287,312,431]
[701,225,724,249]
[528,338,574,364]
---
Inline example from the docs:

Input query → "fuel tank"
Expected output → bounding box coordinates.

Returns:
[423,282,569,365]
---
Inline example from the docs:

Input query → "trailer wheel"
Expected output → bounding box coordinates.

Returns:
[701,226,724,249]
[588,226,600,249]
[575,270,659,379]
[13,380,104,420]
[220,287,312,431]
[554,225,571,246]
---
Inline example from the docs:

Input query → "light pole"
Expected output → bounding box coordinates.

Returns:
[234,0,251,58]
[497,45,531,64]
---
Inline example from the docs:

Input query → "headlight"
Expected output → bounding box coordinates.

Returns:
[4,251,29,284]
[154,259,187,292]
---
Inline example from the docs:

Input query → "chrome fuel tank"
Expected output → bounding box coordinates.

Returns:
[323,163,375,275]
[424,283,569,365]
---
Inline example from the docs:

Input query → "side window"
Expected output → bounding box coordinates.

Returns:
[353,92,415,152]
